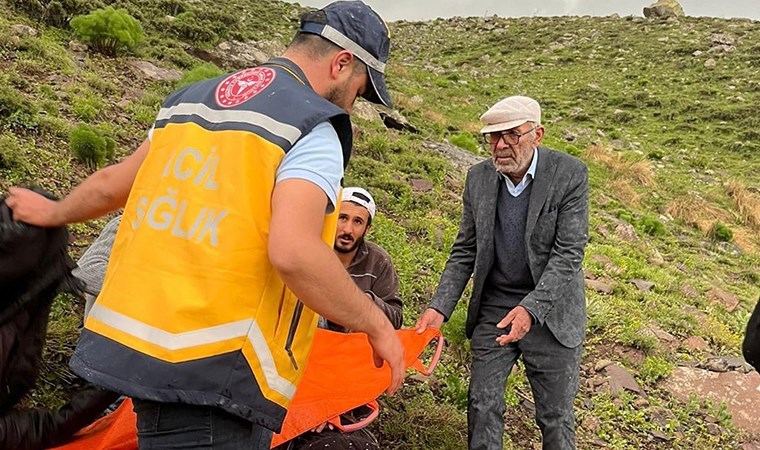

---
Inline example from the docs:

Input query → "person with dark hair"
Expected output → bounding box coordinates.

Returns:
[0,190,119,450]
[744,297,760,372]
[326,187,402,332]
[5,2,404,448]
[416,96,589,450]
[278,187,402,450]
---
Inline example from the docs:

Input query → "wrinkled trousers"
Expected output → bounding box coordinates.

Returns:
[468,304,581,450]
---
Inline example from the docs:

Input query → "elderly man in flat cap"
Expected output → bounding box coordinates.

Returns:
[416,96,589,449]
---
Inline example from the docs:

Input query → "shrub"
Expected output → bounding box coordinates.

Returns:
[442,307,468,349]
[0,134,30,171]
[360,134,392,161]
[105,136,116,162]
[170,11,218,44]
[615,209,634,224]
[158,0,186,16]
[636,215,666,236]
[450,132,479,152]
[0,84,39,132]
[150,44,196,69]
[11,0,87,26]
[44,0,68,26]
[710,221,733,242]
[70,7,144,56]
[178,63,224,88]
[72,95,103,122]
[619,322,658,351]
[562,143,581,157]
[647,149,665,160]
[38,115,70,139]
[638,355,673,386]
[69,124,107,168]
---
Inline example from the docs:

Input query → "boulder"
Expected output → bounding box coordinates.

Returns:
[640,325,677,346]
[643,0,685,19]
[10,24,37,37]
[585,278,615,295]
[710,33,735,46]
[631,279,655,292]
[662,367,760,436]
[707,287,740,312]
[421,140,484,174]
[562,130,577,142]
[351,101,382,123]
[128,60,182,82]
[614,222,638,241]
[192,40,285,70]
[701,356,753,374]
[680,284,698,298]
[682,336,709,351]
[590,254,622,275]
[604,363,643,396]
[68,41,88,53]
[410,179,434,193]
[378,108,418,133]
[594,359,614,372]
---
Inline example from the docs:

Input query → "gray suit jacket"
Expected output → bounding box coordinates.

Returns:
[429,147,589,348]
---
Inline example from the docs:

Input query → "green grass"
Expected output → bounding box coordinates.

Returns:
[0,4,758,449]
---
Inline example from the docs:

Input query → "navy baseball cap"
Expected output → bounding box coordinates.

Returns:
[299,1,393,108]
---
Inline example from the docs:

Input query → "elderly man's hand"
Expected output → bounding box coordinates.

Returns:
[5,187,61,226]
[415,308,444,334]
[495,306,532,345]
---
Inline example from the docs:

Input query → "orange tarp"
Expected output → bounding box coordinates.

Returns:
[49,397,137,450]
[51,328,442,450]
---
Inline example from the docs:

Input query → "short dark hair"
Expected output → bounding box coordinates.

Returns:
[288,32,342,58]
[289,11,367,74]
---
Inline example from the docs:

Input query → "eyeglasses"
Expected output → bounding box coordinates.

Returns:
[482,126,538,146]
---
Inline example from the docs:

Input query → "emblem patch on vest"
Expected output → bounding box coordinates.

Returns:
[215,67,276,108]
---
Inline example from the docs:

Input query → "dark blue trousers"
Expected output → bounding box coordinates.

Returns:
[133,399,273,449]
[468,304,581,450]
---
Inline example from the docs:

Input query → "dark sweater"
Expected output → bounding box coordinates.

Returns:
[326,241,403,332]
[482,181,535,307]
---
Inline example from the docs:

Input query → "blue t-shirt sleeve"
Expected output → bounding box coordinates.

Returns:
[275,121,344,213]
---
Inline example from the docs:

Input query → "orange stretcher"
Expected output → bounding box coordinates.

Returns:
[50,328,443,450]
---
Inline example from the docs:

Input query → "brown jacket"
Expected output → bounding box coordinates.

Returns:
[326,241,403,332]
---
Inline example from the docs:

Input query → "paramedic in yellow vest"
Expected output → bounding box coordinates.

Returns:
[5,1,404,448]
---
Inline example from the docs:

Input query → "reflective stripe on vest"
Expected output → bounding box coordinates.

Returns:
[87,303,297,399]
[155,102,302,146]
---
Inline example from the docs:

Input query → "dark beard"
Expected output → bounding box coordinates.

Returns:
[334,234,365,254]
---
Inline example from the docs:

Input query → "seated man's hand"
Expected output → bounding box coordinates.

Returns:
[310,421,334,433]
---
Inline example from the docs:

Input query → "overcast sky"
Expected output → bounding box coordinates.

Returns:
[288,0,760,21]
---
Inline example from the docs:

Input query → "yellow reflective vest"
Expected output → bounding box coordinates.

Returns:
[70,58,353,431]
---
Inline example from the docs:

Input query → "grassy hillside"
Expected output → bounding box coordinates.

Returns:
[0,1,758,448]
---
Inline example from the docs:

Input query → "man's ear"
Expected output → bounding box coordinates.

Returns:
[533,125,545,146]
[330,50,354,79]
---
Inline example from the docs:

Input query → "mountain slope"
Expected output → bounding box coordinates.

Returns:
[0,2,758,448]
